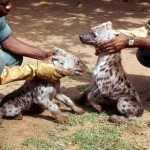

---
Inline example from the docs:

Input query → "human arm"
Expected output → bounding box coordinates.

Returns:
[95,34,150,54]
[95,21,150,54]
[95,33,130,54]
[133,36,150,49]
[1,35,56,59]
[0,16,54,59]
[0,62,71,84]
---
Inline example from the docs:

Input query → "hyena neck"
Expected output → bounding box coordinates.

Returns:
[93,53,121,77]
[93,31,121,78]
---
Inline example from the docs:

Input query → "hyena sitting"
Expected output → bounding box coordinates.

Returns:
[78,22,144,123]
[0,47,85,124]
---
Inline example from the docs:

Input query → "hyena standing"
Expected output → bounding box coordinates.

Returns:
[78,22,144,123]
[0,47,86,124]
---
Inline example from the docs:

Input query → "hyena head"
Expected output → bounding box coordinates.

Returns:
[79,21,119,46]
[45,47,87,76]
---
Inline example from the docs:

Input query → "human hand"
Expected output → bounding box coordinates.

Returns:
[95,33,131,55]
[45,50,59,58]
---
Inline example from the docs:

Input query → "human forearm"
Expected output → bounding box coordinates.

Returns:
[134,37,150,49]
[1,35,48,60]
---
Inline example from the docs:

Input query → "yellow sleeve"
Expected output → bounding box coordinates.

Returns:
[119,22,150,37]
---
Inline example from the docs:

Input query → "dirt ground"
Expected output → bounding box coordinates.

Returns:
[0,0,150,149]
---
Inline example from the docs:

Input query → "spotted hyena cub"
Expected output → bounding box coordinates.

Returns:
[0,47,86,124]
[78,21,143,123]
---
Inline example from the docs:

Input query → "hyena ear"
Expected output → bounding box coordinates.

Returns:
[53,46,61,54]
[106,21,113,29]
[53,46,67,56]
[112,30,120,36]
[53,46,61,51]
[106,21,120,36]
[43,47,61,64]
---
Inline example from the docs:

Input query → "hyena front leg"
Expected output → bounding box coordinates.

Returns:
[76,84,94,105]
[55,93,84,115]
[37,99,68,124]
[87,88,102,113]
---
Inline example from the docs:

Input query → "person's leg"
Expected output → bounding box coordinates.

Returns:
[136,48,150,68]
[0,48,23,74]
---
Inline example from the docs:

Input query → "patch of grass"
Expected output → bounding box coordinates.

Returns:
[22,138,54,150]
[45,129,56,137]
[58,125,137,150]
[22,137,67,150]
[0,144,13,150]
[67,112,100,126]
[20,114,146,150]
[54,124,68,132]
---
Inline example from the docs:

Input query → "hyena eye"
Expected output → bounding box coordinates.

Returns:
[59,60,64,65]
[91,32,98,38]
[75,60,80,65]
[60,62,64,65]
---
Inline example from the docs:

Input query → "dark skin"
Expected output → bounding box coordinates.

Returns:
[0,0,57,60]
[95,33,150,54]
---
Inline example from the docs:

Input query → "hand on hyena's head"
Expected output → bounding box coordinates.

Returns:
[45,47,87,76]
[79,21,119,45]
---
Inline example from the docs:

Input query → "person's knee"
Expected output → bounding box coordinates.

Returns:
[2,49,23,66]
[15,55,23,66]
[136,48,150,68]
[0,50,23,75]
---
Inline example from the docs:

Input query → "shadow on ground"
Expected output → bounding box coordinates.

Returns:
[8,0,150,51]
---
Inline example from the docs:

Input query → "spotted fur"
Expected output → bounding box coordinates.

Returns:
[0,47,85,124]
[79,22,143,123]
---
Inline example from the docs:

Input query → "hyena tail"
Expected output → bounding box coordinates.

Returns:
[76,92,87,105]
[75,85,92,105]
[137,105,144,117]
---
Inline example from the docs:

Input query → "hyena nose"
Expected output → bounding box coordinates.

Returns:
[79,34,84,39]
[79,34,85,42]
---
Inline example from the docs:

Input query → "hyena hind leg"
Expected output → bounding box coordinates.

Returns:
[109,96,143,123]
[109,114,137,124]
[2,105,22,119]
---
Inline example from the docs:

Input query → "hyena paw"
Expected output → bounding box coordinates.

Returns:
[15,113,23,120]
[109,115,127,124]
[56,115,68,124]
[73,107,84,115]
[92,104,102,113]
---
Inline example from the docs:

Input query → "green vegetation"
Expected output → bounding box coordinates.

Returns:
[18,112,147,150]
